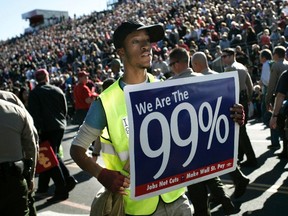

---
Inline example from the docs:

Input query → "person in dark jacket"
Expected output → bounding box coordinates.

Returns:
[28,69,77,202]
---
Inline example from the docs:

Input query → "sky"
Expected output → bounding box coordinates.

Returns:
[0,0,108,41]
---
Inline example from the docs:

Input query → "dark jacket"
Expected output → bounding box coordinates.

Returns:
[28,82,67,132]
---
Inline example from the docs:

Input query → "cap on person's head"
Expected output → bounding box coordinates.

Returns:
[78,71,89,78]
[35,69,49,82]
[113,20,164,49]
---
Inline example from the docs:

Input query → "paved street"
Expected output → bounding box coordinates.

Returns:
[36,119,288,216]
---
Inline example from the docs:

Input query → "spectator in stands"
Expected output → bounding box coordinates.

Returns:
[249,44,262,82]
[278,36,288,48]
[270,27,282,48]
[219,22,230,35]
[190,24,200,42]
[109,58,123,80]
[245,26,258,50]
[251,16,263,35]
[219,32,230,50]
[239,14,251,32]
[18,86,30,109]
[178,39,190,51]
[235,46,250,67]
[151,55,170,75]
[214,45,223,59]
[228,21,242,42]
[230,34,244,48]
[260,29,271,48]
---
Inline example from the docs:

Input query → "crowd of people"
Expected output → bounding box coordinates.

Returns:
[0,0,288,215]
[0,1,288,97]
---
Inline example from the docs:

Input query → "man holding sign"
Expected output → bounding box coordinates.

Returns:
[70,19,245,216]
[71,20,193,215]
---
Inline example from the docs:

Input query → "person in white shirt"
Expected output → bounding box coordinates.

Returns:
[259,49,273,121]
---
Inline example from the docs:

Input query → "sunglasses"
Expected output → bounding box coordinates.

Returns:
[169,61,178,67]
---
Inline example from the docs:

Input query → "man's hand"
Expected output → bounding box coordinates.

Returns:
[98,168,130,195]
[230,103,245,126]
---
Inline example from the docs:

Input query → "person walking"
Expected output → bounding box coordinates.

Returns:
[221,48,258,168]
[0,92,38,215]
[73,70,98,125]
[170,50,240,215]
[191,51,219,75]
[269,69,288,158]
[70,20,194,216]
[265,46,288,156]
[28,69,77,202]
[0,90,39,215]
[109,58,123,80]
[259,49,273,122]
[167,48,201,79]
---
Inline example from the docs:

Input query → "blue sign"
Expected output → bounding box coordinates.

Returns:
[124,72,239,200]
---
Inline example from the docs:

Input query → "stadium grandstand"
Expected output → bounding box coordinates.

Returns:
[21,9,69,34]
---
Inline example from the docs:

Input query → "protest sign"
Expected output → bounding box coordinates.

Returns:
[125,71,239,200]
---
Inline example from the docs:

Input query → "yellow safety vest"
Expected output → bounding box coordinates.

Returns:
[99,73,185,215]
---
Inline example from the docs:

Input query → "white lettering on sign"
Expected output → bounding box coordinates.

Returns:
[159,180,168,187]
[135,101,153,115]
[169,177,179,184]
[186,171,199,179]
[134,90,189,115]
[139,96,230,179]
[155,96,171,110]
[171,90,189,103]
[146,182,158,191]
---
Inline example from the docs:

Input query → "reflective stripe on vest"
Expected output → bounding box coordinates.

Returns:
[101,141,129,162]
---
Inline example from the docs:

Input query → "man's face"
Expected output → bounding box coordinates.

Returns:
[221,52,232,65]
[191,60,199,72]
[80,75,88,84]
[168,58,178,74]
[121,29,153,69]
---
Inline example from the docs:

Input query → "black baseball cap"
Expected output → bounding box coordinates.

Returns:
[113,20,164,49]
